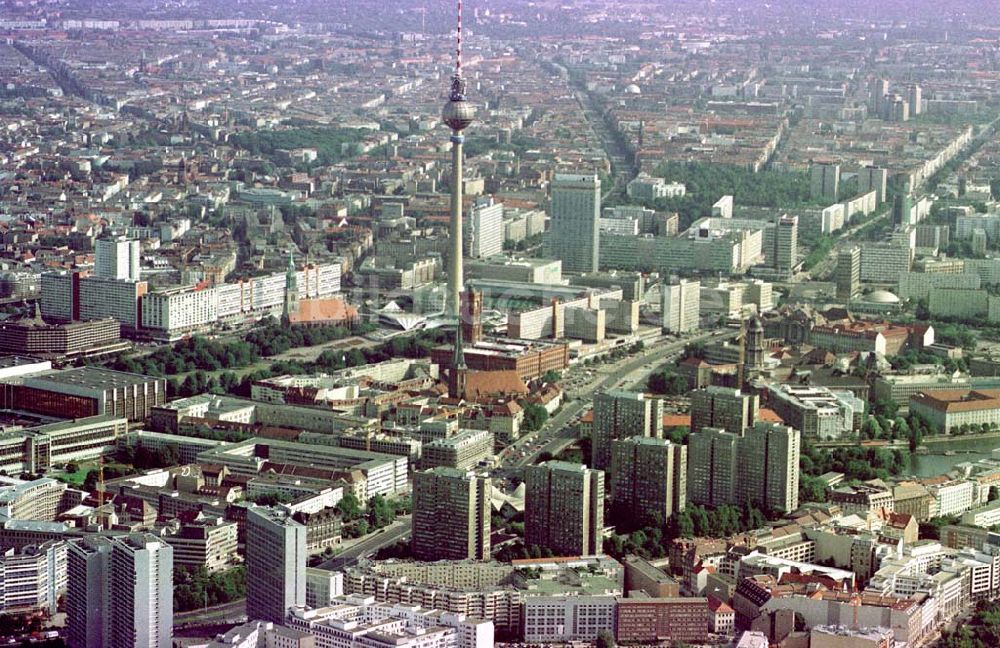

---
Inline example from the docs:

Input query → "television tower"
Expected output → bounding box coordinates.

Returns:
[442,0,475,319]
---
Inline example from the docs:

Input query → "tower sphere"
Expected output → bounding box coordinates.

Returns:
[443,98,476,132]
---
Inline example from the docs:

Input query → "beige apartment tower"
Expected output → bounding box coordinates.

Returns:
[610,436,687,525]
[592,390,664,471]
[411,467,491,561]
[688,422,801,513]
[690,387,759,435]
[525,461,604,556]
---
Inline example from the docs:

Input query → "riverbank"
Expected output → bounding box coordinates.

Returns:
[922,431,1000,446]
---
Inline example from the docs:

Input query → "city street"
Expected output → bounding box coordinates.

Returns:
[498,328,733,473]
[318,515,412,571]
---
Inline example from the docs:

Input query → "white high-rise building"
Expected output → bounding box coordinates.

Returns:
[661,279,700,333]
[66,534,173,648]
[467,198,504,259]
[545,174,601,273]
[95,237,141,281]
[246,506,306,624]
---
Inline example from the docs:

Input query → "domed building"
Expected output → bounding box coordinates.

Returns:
[867,290,901,304]
[851,289,903,315]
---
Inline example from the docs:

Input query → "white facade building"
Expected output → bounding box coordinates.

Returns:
[0,541,66,615]
[66,534,173,648]
[661,279,700,333]
[95,237,141,281]
[287,594,493,648]
[467,198,504,259]
[522,596,617,643]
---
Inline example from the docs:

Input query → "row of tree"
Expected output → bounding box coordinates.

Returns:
[645,161,816,229]
[336,493,411,539]
[173,565,246,612]
[938,597,1000,648]
[646,368,688,395]
[602,502,773,561]
[798,442,910,503]
[228,127,366,167]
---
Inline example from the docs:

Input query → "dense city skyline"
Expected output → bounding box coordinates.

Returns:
[0,0,998,647]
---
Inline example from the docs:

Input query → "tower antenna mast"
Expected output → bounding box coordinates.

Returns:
[442,0,475,319]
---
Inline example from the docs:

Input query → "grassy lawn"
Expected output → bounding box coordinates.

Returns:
[50,462,96,487]
[172,361,272,382]
[50,461,136,488]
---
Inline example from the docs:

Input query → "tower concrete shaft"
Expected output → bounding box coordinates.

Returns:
[448,132,465,318]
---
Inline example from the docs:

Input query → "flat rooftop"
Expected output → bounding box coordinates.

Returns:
[24,366,162,391]
[0,356,49,369]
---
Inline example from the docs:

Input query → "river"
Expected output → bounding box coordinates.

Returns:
[905,436,1000,477]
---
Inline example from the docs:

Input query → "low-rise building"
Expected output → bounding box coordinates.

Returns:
[162,516,238,573]
[522,596,616,643]
[961,499,1000,529]
[615,597,709,645]
[828,484,894,517]
[287,595,493,648]
[765,384,862,440]
[910,389,1000,434]
[0,541,66,615]
[421,429,494,471]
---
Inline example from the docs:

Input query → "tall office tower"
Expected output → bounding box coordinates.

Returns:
[66,534,173,648]
[441,0,476,317]
[460,289,483,345]
[525,461,604,557]
[835,246,861,301]
[545,173,601,273]
[592,390,664,471]
[858,166,889,204]
[687,428,740,509]
[40,270,80,321]
[610,436,686,525]
[246,507,306,624]
[774,215,798,272]
[411,467,491,561]
[890,97,910,122]
[690,386,759,435]
[909,85,923,116]
[95,237,141,281]
[661,279,700,333]
[893,192,914,226]
[738,422,800,513]
[810,163,841,201]
[870,78,890,115]
[467,197,504,259]
[972,229,988,256]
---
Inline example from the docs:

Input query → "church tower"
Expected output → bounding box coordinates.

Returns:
[449,326,468,400]
[283,249,299,322]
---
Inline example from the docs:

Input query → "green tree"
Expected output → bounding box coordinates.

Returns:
[335,492,363,521]
[541,370,562,383]
[647,370,687,395]
[522,404,549,432]
[367,495,396,529]
[596,630,616,648]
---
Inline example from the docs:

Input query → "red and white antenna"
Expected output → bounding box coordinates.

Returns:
[448,0,468,102]
[456,0,463,78]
